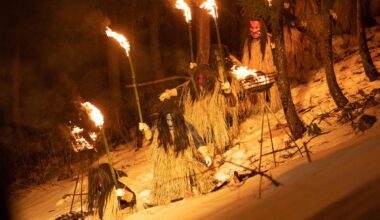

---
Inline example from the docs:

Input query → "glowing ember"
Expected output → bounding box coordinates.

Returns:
[81,102,104,127]
[176,0,192,22]
[231,65,268,84]
[200,0,218,19]
[105,26,130,56]
[71,125,95,152]
[89,132,97,141]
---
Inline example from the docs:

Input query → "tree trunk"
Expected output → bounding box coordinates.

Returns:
[196,0,210,65]
[150,1,164,78]
[11,46,22,139]
[357,0,380,81]
[272,3,306,140]
[320,0,349,109]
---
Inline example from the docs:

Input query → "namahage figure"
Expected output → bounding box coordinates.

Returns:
[159,64,232,154]
[139,101,215,205]
[242,19,282,112]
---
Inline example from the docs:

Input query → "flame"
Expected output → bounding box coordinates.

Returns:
[81,102,104,127]
[231,65,268,83]
[105,26,130,56]
[200,0,218,19]
[89,132,97,141]
[267,0,272,6]
[71,126,95,152]
[231,65,257,80]
[176,0,192,22]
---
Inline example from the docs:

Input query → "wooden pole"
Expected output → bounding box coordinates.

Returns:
[212,9,227,83]
[258,101,265,199]
[188,22,195,63]
[188,21,200,98]
[266,105,277,167]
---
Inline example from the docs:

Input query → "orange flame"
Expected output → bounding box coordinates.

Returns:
[268,0,272,6]
[200,0,218,19]
[81,102,104,127]
[71,126,95,152]
[176,0,192,22]
[231,65,268,83]
[105,26,130,56]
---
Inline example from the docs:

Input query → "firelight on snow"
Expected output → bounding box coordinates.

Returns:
[176,0,192,22]
[81,102,104,127]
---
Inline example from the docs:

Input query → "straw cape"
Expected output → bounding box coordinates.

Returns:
[150,130,215,206]
[180,82,230,154]
[242,36,282,112]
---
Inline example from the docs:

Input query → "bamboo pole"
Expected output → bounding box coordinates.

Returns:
[212,12,227,83]
[127,54,144,123]
[188,22,195,63]
[100,128,118,188]
[188,21,200,98]
[125,75,190,88]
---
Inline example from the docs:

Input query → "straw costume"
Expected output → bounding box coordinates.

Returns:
[242,19,282,113]
[87,163,136,219]
[159,64,231,155]
[209,44,251,140]
[139,101,214,206]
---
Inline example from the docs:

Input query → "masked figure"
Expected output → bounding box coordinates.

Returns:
[159,64,231,154]
[139,101,214,205]
[242,19,282,112]
[87,163,136,219]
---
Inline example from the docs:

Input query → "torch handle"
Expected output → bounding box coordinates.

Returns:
[213,16,227,83]
[187,21,200,98]
[100,128,119,188]
[188,22,195,64]
[127,55,144,123]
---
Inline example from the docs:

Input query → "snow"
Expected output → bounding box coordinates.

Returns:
[10,28,380,220]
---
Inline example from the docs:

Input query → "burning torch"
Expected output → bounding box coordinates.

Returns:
[175,0,199,97]
[176,0,194,65]
[200,0,227,83]
[105,27,144,123]
[81,102,118,188]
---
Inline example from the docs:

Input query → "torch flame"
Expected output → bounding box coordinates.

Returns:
[105,26,130,56]
[268,0,272,7]
[81,102,104,127]
[176,0,192,22]
[231,65,268,84]
[200,0,218,19]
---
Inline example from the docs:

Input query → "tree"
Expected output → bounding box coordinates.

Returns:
[11,46,22,139]
[319,0,349,108]
[149,0,165,78]
[238,0,306,139]
[271,1,306,139]
[195,0,211,64]
[357,0,380,81]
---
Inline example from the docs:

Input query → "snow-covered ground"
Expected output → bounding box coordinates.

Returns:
[10,28,380,220]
